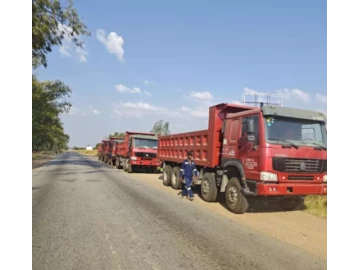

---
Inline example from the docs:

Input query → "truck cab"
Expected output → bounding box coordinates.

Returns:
[127,134,159,173]
[221,105,327,200]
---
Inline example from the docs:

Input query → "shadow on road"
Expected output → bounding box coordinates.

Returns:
[157,175,304,214]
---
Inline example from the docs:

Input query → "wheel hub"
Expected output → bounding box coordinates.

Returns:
[227,187,238,204]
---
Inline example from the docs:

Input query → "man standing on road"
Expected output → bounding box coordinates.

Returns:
[179,151,199,201]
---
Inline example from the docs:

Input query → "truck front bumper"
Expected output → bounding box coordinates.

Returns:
[256,183,327,196]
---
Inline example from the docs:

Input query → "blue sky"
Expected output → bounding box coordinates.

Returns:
[35,0,327,147]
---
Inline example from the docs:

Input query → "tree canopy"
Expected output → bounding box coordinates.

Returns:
[150,120,170,136]
[32,0,90,68]
[32,0,90,151]
[32,76,72,151]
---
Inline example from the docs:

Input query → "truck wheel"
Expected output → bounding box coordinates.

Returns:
[115,158,121,169]
[171,167,182,190]
[98,155,101,161]
[163,165,172,186]
[201,172,218,202]
[125,159,133,173]
[225,177,249,214]
[107,159,113,167]
[279,197,304,211]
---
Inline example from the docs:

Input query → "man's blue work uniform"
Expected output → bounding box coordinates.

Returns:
[179,158,199,199]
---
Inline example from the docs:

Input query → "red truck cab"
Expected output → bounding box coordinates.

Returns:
[158,103,327,214]
[115,132,159,173]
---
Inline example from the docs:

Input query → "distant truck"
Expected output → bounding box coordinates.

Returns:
[114,131,159,173]
[158,103,327,214]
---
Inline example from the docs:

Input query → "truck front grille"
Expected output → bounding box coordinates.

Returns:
[135,152,157,160]
[272,158,326,173]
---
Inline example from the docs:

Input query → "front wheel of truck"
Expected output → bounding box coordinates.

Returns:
[201,172,218,202]
[225,177,249,214]
[126,159,133,173]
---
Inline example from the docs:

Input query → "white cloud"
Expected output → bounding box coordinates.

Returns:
[122,101,159,111]
[96,29,125,62]
[316,93,327,104]
[57,24,88,63]
[115,84,151,96]
[189,91,214,100]
[243,87,259,95]
[88,106,100,115]
[277,88,310,103]
[68,107,86,116]
[180,106,208,118]
[144,80,155,85]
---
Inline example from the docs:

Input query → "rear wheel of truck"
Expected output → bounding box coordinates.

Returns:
[279,197,304,211]
[171,167,182,190]
[163,165,172,186]
[115,158,121,169]
[225,177,249,214]
[98,155,101,161]
[201,172,218,202]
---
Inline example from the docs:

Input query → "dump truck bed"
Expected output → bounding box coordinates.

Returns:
[158,103,255,167]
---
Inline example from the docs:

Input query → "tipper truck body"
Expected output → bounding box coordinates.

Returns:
[114,131,159,173]
[158,103,327,214]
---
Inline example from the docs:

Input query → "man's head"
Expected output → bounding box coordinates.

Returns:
[187,151,193,160]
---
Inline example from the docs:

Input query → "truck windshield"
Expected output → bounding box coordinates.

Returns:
[264,116,327,148]
[133,138,158,149]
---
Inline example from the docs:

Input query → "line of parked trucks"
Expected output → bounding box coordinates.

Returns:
[97,102,327,214]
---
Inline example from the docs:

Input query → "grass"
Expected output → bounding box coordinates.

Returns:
[75,149,98,156]
[32,151,58,160]
[303,195,327,219]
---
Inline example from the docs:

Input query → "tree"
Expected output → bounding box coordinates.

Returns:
[108,132,125,139]
[32,75,72,151]
[32,0,90,68]
[151,120,170,136]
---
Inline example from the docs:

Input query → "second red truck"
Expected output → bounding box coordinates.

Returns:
[100,132,159,173]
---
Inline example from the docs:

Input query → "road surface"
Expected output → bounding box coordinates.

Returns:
[33,152,326,270]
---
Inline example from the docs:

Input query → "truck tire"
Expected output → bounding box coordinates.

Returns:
[171,167,182,190]
[201,172,218,202]
[163,165,172,186]
[98,155,101,161]
[225,177,249,214]
[115,158,121,169]
[125,159,133,173]
[279,197,304,211]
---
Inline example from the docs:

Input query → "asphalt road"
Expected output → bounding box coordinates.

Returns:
[32,152,326,270]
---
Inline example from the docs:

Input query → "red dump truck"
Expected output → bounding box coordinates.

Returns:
[114,131,159,173]
[97,143,103,161]
[158,103,327,214]
[99,140,110,162]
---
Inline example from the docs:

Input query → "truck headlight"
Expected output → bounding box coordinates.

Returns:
[130,156,137,160]
[260,172,278,182]
[323,175,327,183]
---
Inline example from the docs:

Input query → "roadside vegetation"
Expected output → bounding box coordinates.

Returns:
[32,0,90,153]
[303,195,327,219]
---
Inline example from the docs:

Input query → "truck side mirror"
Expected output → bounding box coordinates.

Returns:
[247,119,255,134]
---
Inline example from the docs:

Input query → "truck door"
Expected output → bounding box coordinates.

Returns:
[238,114,261,181]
